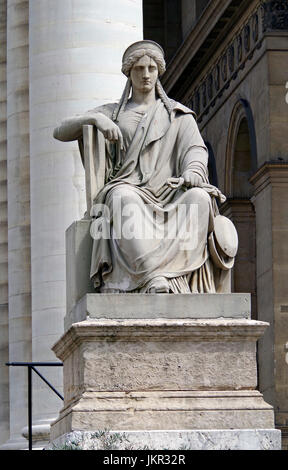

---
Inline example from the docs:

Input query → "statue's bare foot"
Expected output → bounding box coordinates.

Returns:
[147,276,170,293]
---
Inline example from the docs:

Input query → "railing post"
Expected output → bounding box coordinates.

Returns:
[28,365,32,451]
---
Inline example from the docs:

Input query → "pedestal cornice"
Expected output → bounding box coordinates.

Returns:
[53,318,268,361]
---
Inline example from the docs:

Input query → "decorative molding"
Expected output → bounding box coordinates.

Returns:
[262,1,288,32]
[186,1,288,124]
[224,98,258,198]
[187,4,265,121]
[53,318,268,360]
[214,64,220,91]
[244,23,251,52]
[228,45,235,73]
[252,11,259,40]
[220,199,256,223]
[249,162,288,195]
[162,0,238,93]
[224,101,247,196]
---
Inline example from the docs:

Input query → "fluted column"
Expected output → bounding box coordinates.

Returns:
[0,0,9,447]
[1,0,32,450]
[28,0,143,446]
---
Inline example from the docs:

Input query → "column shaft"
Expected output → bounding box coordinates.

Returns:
[29,0,143,445]
[2,0,32,450]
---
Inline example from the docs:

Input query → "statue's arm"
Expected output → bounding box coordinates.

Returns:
[53,113,99,141]
[177,114,209,187]
[53,111,123,148]
[181,148,208,186]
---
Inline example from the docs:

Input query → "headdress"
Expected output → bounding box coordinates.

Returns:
[121,40,166,77]
[112,40,172,121]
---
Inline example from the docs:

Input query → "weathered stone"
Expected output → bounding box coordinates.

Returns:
[47,428,281,450]
[50,296,275,443]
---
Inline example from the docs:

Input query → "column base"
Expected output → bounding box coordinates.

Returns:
[50,389,275,441]
[21,419,57,450]
[0,436,28,450]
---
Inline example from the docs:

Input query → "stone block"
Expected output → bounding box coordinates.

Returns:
[65,292,251,330]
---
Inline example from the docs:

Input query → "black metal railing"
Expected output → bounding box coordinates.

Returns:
[6,362,64,451]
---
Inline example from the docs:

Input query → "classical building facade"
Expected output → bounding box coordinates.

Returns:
[0,0,287,449]
[157,0,288,448]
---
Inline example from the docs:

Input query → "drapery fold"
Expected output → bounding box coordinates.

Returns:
[87,99,226,293]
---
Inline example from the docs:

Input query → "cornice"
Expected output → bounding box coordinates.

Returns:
[220,199,255,220]
[162,0,234,92]
[53,318,268,360]
[163,1,288,128]
[183,3,264,124]
[162,0,254,97]
[250,162,288,194]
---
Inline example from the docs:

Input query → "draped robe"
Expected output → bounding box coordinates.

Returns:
[87,98,224,293]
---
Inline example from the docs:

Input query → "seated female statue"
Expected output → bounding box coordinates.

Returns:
[54,40,236,294]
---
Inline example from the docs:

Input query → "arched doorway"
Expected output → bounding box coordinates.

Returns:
[222,100,257,319]
[232,118,254,198]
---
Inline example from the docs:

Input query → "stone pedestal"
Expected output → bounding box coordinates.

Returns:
[49,293,281,449]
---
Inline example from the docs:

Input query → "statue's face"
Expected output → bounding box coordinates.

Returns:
[130,55,158,94]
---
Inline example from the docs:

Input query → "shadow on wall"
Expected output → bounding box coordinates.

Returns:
[222,99,258,320]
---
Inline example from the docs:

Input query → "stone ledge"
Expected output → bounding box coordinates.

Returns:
[65,292,251,330]
[50,389,275,439]
[54,318,268,360]
[54,390,274,423]
[47,429,281,450]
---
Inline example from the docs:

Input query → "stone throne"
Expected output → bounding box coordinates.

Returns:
[49,125,281,450]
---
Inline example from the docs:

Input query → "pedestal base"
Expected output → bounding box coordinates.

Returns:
[48,429,281,450]
[50,293,278,449]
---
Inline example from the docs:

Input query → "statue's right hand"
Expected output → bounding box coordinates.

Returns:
[94,113,124,149]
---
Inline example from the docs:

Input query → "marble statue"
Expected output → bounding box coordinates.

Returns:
[53,40,238,294]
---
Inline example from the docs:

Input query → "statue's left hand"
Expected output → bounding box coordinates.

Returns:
[182,170,202,188]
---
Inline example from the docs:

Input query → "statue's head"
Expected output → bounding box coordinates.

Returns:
[121,40,166,78]
[112,41,171,121]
